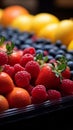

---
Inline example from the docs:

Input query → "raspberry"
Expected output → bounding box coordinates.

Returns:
[31,85,47,104]
[20,53,34,67]
[47,89,61,101]
[25,60,40,85]
[23,47,36,55]
[14,63,25,73]
[0,51,8,65]
[59,79,73,96]
[14,70,31,89]
[3,64,15,78]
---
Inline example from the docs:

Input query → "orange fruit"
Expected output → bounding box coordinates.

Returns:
[31,13,59,35]
[0,95,9,113]
[54,19,73,46]
[38,23,59,43]
[1,5,29,27]
[0,72,15,94]
[6,87,31,108]
[11,14,33,32]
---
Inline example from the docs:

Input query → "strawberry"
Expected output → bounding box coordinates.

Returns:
[5,42,23,66]
[23,47,36,56]
[14,63,25,73]
[59,79,73,96]
[0,50,8,66]
[61,66,71,79]
[35,56,67,90]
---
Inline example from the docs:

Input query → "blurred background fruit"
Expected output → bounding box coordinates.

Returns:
[10,14,34,32]
[31,13,60,35]
[54,19,73,46]
[67,40,73,50]
[37,23,59,43]
[0,5,30,27]
[0,9,3,24]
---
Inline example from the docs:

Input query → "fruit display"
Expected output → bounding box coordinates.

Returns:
[0,5,73,116]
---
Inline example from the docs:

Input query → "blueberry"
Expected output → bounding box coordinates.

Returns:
[67,61,73,70]
[49,49,56,57]
[55,40,62,47]
[55,54,63,60]
[56,50,65,55]
[60,45,67,52]
[36,49,44,55]
[65,53,73,61]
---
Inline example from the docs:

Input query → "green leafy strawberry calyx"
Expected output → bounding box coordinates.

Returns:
[50,56,68,81]
[6,42,15,55]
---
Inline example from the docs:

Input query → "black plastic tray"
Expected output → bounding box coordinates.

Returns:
[0,96,73,129]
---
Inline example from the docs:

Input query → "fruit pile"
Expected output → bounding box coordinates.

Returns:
[0,5,73,113]
[0,35,73,113]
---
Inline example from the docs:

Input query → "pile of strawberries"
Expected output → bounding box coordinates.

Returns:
[0,36,73,113]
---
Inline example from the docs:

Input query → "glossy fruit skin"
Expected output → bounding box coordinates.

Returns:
[8,50,23,66]
[0,95,9,113]
[1,5,29,27]
[6,87,31,108]
[0,72,15,94]
[35,64,60,89]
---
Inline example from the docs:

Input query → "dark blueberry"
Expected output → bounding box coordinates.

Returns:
[55,54,63,60]
[44,44,54,51]
[36,49,44,55]
[14,40,21,48]
[35,38,46,44]
[44,39,52,45]
[67,50,73,55]
[47,55,54,61]
[55,40,62,47]
[20,44,31,50]
[56,50,65,55]
[60,45,67,52]
[65,53,73,61]
[24,39,33,45]
[67,61,73,70]
[49,49,56,57]
[0,26,3,31]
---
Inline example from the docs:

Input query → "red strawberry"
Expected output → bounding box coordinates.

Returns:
[31,85,47,104]
[59,79,73,96]
[35,56,68,90]
[62,66,71,79]
[47,89,61,101]
[35,63,60,89]
[0,50,8,65]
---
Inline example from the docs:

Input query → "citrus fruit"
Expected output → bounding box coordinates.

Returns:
[67,40,73,50]
[38,23,59,43]
[11,14,33,32]
[1,5,29,27]
[0,95,9,113]
[54,19,73,46]
[0,9,3,24]
[0,72,15,94]
[6,87,31,108]
[31,13,60,35]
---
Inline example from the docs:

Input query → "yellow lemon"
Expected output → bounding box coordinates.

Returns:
[38,23,59,43]
[67,40,73,50]
[54,19,73,46]
[31,13,60,35]
[10,14,34,32]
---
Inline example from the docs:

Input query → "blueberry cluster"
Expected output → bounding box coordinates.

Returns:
[0,25,73,77]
